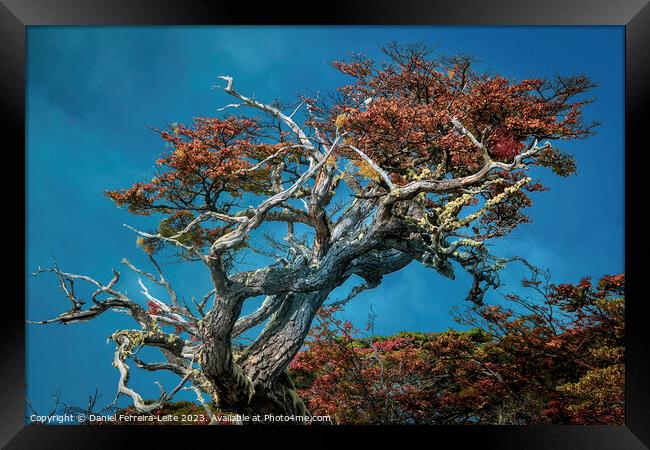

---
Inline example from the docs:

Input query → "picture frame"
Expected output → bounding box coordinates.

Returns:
[2,0,647,447]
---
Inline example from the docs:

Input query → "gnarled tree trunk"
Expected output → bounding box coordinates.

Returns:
[202,291,328,417]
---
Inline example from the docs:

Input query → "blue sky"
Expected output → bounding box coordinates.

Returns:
[26,26,624,417]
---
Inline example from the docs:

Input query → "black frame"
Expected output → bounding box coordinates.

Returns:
[3,1,648,448]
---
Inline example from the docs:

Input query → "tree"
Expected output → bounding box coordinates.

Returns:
[290,272,624,424]
[30,43,597,418]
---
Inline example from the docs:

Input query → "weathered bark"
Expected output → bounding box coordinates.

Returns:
[199,247,419,417]
[199,287,253,411]
[202,291,328,417]
[239,291,327,386]
[245,372,308,417]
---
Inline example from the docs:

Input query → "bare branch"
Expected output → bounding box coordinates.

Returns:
[346,144,395,191]
[123,224,204,259]
[451,117,490,164]
[132,357,188,377]
[380,138,551,216]
[122,257,179,308]
[216,102,244,111]
[233,144,305,176]
[112,332,192,413]
[232,294,286,337]
[185,385,218,425]
[209,134,342,255]
[219,75,322,160]
[30,266,155,329]
[328,282,377,308]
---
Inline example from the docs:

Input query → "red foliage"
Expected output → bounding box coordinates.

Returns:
[105,43,596,256]
[321,45,596,184]
[146,300,160,315]
[290,273,624,425]
[490,128,524,161]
